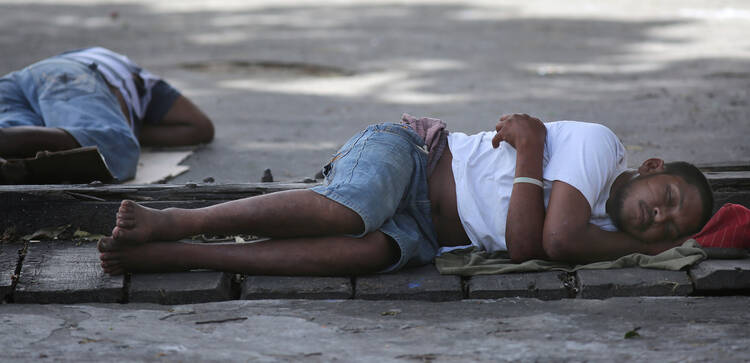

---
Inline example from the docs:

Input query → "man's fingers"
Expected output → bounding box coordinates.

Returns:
[500,114,512,121]
[492,131,503,148]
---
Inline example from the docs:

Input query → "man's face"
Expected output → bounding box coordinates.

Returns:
[608,173,704,243]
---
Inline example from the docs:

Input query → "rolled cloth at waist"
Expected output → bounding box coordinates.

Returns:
[400,113,448,176]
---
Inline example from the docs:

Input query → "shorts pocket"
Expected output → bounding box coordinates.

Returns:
[32,64,98,101]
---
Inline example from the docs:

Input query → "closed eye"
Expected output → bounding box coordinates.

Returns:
[666,185,672,206]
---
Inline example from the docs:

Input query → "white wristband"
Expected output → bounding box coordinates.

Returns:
[513,177,544,188]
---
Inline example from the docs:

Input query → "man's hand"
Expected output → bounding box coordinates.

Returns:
[492,113,547,150]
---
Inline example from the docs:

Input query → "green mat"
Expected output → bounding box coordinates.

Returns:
[435,240,706,276]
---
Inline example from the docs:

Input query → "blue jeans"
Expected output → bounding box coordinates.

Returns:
[0,57,138,181]
[311,123,439,272]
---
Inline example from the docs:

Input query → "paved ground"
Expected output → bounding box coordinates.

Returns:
[1,0,749,182]
[2,297,750,362]
[2,0,750,361]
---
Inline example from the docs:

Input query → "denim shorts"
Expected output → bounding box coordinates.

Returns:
[0,57,138,181]
[311,123,440,272]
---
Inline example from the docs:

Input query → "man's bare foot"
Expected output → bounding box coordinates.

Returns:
[98,239,169,275]
[99,240,192,275]
[99,242,125,275]
[111,200,180,244]
[98,200,192,275]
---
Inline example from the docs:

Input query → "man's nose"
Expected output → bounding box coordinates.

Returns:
[652,206,669,224]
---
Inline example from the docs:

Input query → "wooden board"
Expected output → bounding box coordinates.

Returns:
[689,260,750,291]
[577,268,693,299]
[242,276,352,300]
[3,146,114,184]
[14,240,123,303]
[0,243,21,300]
[355,265,463,301]
[0,183,314,235]
[1,168,748,236]
[129,271,234,304]
[466,272,571,300]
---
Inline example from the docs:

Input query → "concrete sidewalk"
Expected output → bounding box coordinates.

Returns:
[1,0,748,183]
[2,1,749,361]
[2,297,749,361]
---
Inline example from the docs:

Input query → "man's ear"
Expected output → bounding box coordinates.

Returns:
[638,158,665,175]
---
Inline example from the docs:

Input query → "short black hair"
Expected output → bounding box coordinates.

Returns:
[663,161,714,231]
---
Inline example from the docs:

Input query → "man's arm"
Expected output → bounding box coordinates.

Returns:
[543,181,686,264]
[492,114,548,262]
[139,95,214,147]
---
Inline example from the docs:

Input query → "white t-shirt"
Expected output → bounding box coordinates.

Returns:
[59,47,161,124]
[448,121,627,252]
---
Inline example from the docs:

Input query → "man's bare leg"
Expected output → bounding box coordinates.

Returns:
[98,188,381,274]
[99,231,399,276]
[106,189,365,246]
[0,126,80,158]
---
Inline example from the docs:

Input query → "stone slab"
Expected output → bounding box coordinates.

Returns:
[129,271,234,304]
[467,271,571,300]
[578,268,693,299]
[1,243,21,300]
[241,276,352,299]
[15,240,123,303]
[689,259,750,291]
[355,265,463,301]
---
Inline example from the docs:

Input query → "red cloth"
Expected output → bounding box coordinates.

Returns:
[692,203,750,248]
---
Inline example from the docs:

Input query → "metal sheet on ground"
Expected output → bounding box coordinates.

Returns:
[14,240,123,303]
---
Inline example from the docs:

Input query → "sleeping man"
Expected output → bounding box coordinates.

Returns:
[0,47,214,183]
[97,113,713,275]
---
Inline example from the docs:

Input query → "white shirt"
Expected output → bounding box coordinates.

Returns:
[448,121,627,252]
[59,47,161,124]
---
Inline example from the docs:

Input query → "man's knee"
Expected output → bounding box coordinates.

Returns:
[361,232,400,270]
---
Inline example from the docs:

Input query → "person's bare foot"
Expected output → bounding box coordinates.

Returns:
[110,200,181,245]
[98,200,188,275]
[99,239,183,275]
[99,242,126,275]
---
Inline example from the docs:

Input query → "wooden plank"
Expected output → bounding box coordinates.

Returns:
[577,268,693,299]
[355,265,463,301]
[706,171,750,189]
[0,182,315,201]
[241,276,352,300]
[713,191,750,210]
[0,243,21,300]
[14,240,123,303]
[689,260,750,291]
[0,183,317,235]
[466,272,571,300]
[129,271,234,305]
[698,162,750,172]
[2,200,222,235]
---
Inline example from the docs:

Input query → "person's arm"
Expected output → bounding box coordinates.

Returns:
[492,114,548,262]
[543,181,686,264]
[139,95,214,147]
